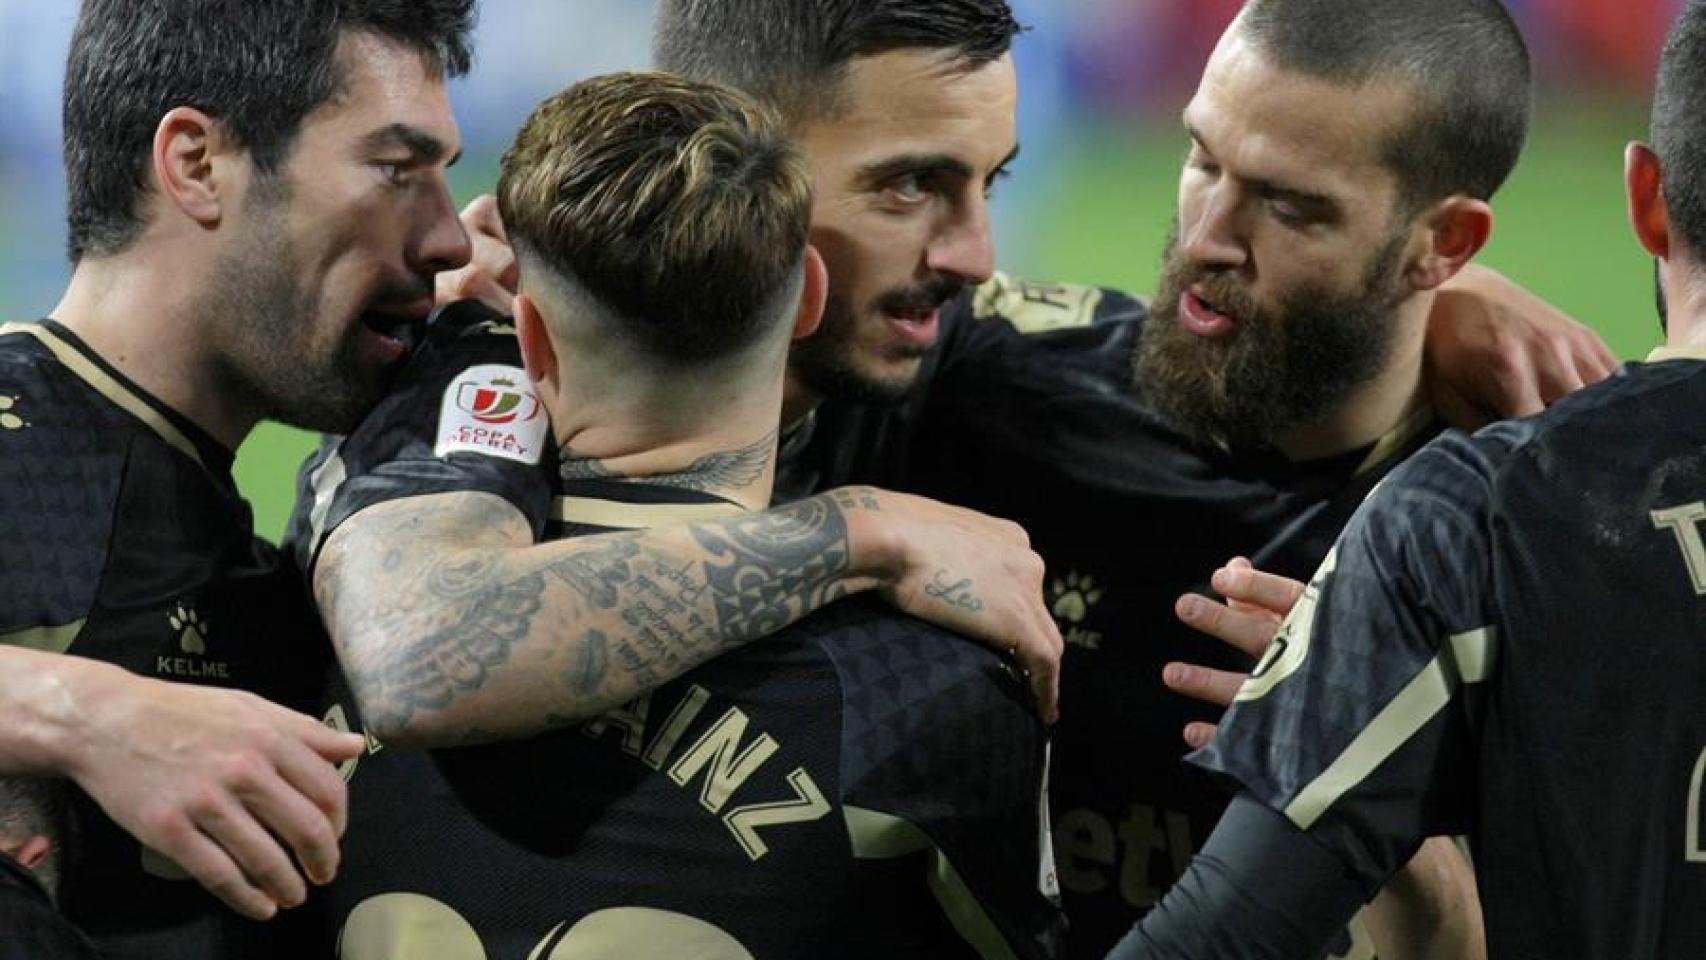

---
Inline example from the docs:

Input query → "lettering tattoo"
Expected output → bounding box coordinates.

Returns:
[321,489,855,742]
[923,570,984,612]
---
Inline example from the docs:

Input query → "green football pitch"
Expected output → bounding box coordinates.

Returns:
[221,103,1660,541]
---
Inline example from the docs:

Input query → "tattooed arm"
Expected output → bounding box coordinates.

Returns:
[315,486,1060,747]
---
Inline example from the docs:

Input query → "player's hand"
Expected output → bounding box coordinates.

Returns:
[1425,263,1619,428]
[435,194,519,314]
[841,487,1063,724]
[61,662,363,921]
[1162,557,1306,749]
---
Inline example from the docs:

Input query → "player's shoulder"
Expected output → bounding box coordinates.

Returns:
[1451,354,1706,488]
[0,323,137,638]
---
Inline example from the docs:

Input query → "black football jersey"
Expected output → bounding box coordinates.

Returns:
[809,278,1433,958]
[289,278,1429,959]
[0,320,329,959]
[1196,348,1706,959]
[287,305,1062,959]
[316,483,1061,960]
[286,301,555,575]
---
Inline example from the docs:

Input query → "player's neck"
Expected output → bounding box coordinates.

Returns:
[1269,295,1432,462]
[780,373,822,432]
[548,386,784,512]
[50,252,256,450]
[1662,268,1706,352]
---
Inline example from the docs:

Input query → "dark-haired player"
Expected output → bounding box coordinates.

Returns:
[1,0,481,955]
[883,0,1542,952]
[1115,3,1706,956]
[320,71,1059,960]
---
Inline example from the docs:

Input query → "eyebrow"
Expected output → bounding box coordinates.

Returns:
[858,144,1023,188]
[362,123,462,167]
[1183,122,1335,209]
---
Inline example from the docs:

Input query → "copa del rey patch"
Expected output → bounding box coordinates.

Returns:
[434,364,548,465]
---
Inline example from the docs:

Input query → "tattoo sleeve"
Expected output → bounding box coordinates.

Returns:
[314,489,870,746]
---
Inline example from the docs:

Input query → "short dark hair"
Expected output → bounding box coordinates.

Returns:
[63,0,476,262]
[1654,1,1706,259]
[498,72,813,367]
[653,0,1022,125]
[1239,0,1532,209]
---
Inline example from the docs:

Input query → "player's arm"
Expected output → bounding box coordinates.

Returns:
[1424,262,1619,425]
[0,646,363,920]
[1140,437,1502,958]
[315,484,1060,748]
[1162,561,1486,960]
[1104,794,1367,959]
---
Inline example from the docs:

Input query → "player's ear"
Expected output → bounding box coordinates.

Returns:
[151,107,236,229]
[792,244,827,341]
[1625,141,1670,260]
[2,834,51,872]
[1405,196,1493,292]
[515,293,561,402]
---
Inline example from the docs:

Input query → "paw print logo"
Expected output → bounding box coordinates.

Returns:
[168,604,209,654]
[0,396,25,431]
[1049,571,1104,625]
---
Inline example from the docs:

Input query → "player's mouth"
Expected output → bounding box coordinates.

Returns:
[1180,287,1237,338]
[356,297,433,369]
[883,303,941,348]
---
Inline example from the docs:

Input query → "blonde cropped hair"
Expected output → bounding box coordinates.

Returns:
[498,71,813,365]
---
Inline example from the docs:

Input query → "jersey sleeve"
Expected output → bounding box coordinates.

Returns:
[283,301,555,576]
[1190,430,1505,894]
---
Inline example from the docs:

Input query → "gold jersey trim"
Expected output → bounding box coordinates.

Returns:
[552,495,748,530]
[1647,344,1706,363]
[0,620,83,654]
[843,805,1022,960]
[1354,403,1436,478]
[0,322,204,468]
[1284,626,1496,830]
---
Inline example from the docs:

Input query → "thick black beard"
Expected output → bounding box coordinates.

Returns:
[1134,224,1410,453]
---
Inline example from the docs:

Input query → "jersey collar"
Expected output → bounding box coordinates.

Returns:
[1647,344,1706,363]
[6,320,236,476]
[552,477,749,531]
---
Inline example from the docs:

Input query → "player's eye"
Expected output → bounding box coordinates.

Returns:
[884,173,930,205]
[1185,149,1219,177]
[983,168,1012,200]
[375,161,410,187]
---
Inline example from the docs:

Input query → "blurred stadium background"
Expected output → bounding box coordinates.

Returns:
[0,0,1676,540]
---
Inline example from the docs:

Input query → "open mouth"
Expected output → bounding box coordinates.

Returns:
[883,305,941,347]
[356,299,433,366]
[1180,288,1236,337]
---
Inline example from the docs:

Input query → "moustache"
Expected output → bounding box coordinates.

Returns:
[873,277,966,316]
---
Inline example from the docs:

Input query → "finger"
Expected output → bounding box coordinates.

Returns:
[193,798,308,911]
[1175,593,1277,659]
[1023,605,1064,725]
[460,194,507,241]
[1537,339,1587,405]
[1161,661,1246,709]
[1182,721,1219,751]
[271,708,366,763]
[1575,330,1620,384]
[1431,383,1495,431]
[157,832,279,921]
[236,764,343,886]
[1211,564,1307,618]
[1492,360,1545,418]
